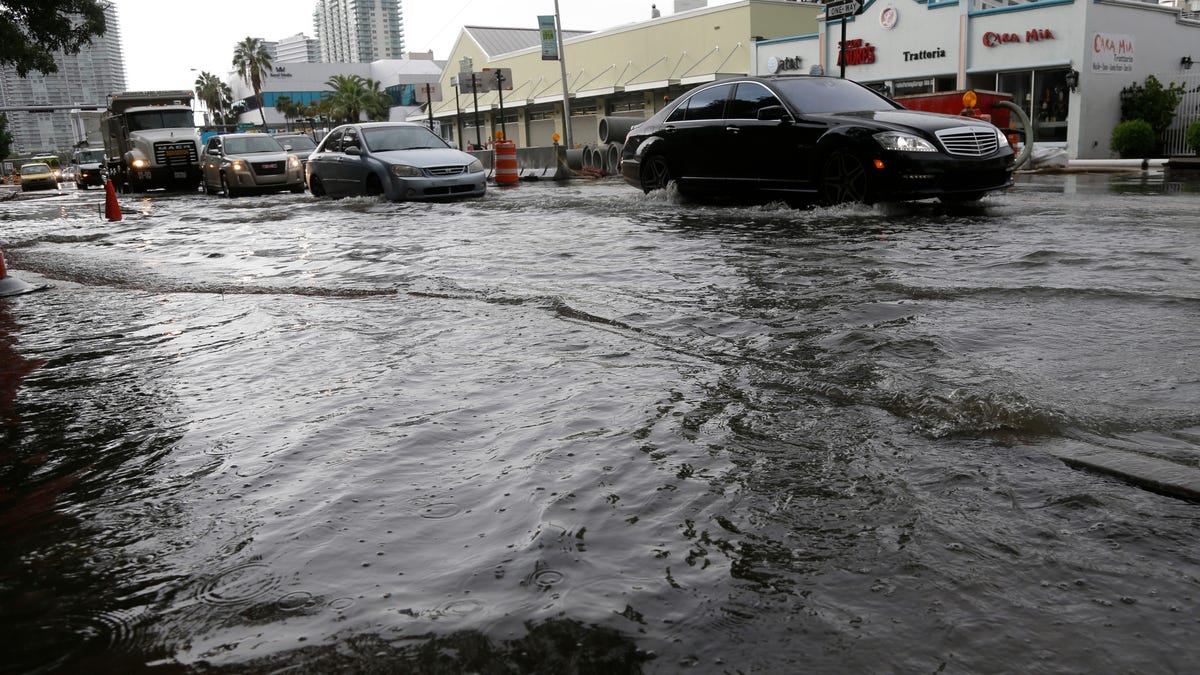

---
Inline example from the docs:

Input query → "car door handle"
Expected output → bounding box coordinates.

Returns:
[724,126,741,134]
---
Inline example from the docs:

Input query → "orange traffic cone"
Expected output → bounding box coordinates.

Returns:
[0,247,49,297]
[104,179,122,221]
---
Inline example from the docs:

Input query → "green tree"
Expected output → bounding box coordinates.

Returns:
[0,113,13,159]
[324,74,370,124]
[0,0,106,77]
[194,70,231,127]
[274,94,298,131]
[1119,75,1186,139]
[232,36,273,128]
[362,78,393,121]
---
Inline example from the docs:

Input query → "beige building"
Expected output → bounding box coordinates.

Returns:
[417,0,823,149]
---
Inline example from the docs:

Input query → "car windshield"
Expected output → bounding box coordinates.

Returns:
[277,136,316,150]
[224,136,284,154]
[362,126,447,152]
[772,77,900,114]
[127,110,194,131]
[20,164,50,175]
[75,150,105,163]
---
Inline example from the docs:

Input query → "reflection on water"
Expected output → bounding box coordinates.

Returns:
[1,173,1198,673]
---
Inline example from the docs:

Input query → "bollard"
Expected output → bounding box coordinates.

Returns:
[104,179,123,221]
[494,140,518,186]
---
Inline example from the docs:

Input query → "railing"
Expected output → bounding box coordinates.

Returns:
[1163,73,1200,155]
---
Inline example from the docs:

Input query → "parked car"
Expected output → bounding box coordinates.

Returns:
[19,163,59,192]
[272,133,318,167]
[201,134,305,197]
[620,75,1015,206]
[306,122,486,201]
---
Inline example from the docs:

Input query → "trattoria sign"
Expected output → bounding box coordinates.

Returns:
[1091,33,1135,73]
[981,28,1055,47]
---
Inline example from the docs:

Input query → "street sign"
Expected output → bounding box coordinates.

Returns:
[457,72,492,95]
[483,67,514,92]
[825,0,863,19]
[415,81,443,104]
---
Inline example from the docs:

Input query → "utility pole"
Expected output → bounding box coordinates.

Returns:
[554,0,573,148]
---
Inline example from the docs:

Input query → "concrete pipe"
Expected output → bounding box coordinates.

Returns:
[565,148,586,171]
[605,143,622,175]
[597,116,645,145]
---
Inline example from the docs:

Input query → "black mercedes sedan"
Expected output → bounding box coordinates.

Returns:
[620,76,1014,206]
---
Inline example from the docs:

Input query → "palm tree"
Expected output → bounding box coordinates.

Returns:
[274,95,297,131]
[324,74,369,124]
[232,37,273,128]
[362,78,394,121]
[193,70,229,127]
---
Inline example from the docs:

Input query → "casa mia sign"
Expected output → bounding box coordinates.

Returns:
[981,28,1055,47]
[1091,33,1135,73]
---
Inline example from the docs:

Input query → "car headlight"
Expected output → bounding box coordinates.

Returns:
[231,160,246,172]
[288,155,301,169]
[873,131,938,152]
[995,128,1008,144]
[467,158,484,173]
[390,163,423,177]
[131,158,149,169]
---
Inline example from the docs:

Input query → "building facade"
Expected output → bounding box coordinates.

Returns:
[0,2,125,155]
[314,0,406,64]
[276,33,322,64]
[752,0,1200,158]
[422,0,823,149]
[228,56,442,128]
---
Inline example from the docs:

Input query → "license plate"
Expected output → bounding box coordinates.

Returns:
[174,171,187,178]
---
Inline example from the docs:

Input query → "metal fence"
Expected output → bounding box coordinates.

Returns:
[1164,72,1200,156]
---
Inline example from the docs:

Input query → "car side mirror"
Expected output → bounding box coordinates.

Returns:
[283,144,293,151]
[344,145,361,156]
[757,105,792,122]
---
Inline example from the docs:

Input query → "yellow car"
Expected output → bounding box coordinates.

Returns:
[19,163,59,192]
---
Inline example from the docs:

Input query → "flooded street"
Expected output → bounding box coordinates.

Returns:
[2,172,1198,673]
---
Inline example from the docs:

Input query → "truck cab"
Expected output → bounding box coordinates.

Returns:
[102,91,203,193]
[71,148,106,189]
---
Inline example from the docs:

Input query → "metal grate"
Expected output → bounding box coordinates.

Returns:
[252,161,285,176]
[154,142,197,166]
[427,165,467,177]
[935,128,1000,157]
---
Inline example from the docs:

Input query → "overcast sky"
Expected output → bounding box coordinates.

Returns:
[113,0,739,90]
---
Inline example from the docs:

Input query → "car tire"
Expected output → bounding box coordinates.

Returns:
[819,149,871,206]
[309,175,326,198]
[365,175,383,197]
[78,182,88,190]
[640,153,672,194]
[221,173,238,198]
[203,178,217,196]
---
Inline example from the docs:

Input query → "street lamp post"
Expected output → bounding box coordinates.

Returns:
[451,76,463,147]
[553,0,573,148]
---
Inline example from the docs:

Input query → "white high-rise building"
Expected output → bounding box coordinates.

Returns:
[0,3,126,155]
[276,33,321,64]
[314,0,405,64]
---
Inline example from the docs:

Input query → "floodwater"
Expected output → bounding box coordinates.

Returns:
[1,171,1198,674]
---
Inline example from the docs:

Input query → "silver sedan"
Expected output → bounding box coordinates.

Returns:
[305,122,486,201]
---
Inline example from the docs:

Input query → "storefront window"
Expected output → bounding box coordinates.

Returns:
[979,68,1071,143]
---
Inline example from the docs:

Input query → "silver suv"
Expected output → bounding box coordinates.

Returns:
[201,134,304,197]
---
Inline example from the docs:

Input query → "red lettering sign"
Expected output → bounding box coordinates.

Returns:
[983,28,1056,47]
[837,39,877,66]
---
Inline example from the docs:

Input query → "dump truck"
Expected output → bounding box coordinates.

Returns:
[101,90,202,192]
